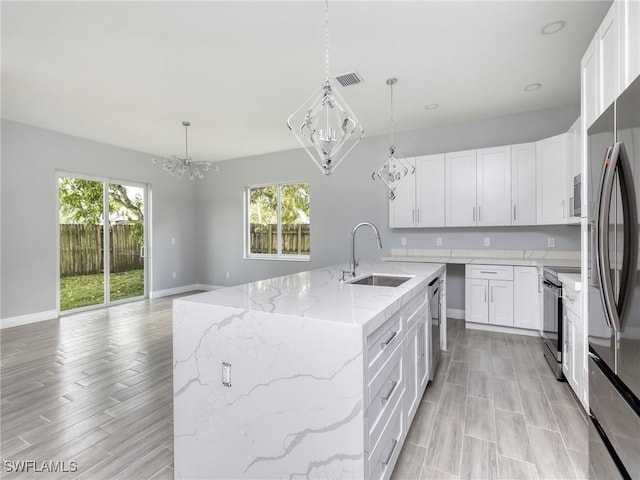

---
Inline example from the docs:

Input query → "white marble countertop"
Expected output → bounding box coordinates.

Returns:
[177,260,444,334]
[383,248,581,268]
[559,273,582,292]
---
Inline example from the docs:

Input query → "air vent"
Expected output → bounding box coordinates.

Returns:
[335,71,364,87]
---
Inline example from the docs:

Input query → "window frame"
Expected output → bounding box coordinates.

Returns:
[244,181,310,262]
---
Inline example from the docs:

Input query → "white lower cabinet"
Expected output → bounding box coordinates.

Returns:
[513,266,541,330]
[562,284,586,409]
[366,286,432,480]
[465,265,514,327]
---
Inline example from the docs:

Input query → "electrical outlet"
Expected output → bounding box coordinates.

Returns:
[547,237,556,248]
[171,238,176,245]
[401,236,407,246]
[172,272,176,279]
[484,237,491,247]
[226,272,230,279]
[436,237,443,247]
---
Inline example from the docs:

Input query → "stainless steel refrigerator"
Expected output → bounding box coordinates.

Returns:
[587,74,640,480]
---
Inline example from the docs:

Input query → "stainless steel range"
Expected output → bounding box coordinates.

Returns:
[541,265,581,380]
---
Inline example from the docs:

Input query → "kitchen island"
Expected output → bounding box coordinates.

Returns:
[173,260,445,480]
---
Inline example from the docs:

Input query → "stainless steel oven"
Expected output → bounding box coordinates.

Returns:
[541,265,581,379]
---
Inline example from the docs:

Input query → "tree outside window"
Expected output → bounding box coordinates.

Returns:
[247,182,310,259]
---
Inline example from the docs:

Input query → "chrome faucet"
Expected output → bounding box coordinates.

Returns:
[341,222,383,281]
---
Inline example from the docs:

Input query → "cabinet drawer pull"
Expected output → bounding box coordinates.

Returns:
[381,438,398,466]
[381,331,397,349]
[381,380,398,403]
[480,271,498,274]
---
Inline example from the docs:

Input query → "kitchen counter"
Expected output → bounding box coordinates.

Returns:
[173,260,445,480]
[559,273,582,291]
[177,260,444,336]
[383,248,580,268]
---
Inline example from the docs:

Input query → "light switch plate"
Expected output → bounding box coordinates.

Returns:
[484,237,490,247]
[436,237,442,247]
[547,237,556,248]
[401,236,407,246]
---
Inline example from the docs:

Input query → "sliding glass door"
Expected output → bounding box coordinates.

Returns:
[58,175,147,312]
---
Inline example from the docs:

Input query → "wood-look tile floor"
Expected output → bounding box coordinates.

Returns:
[1,296,181,480]
[392,318,589,480]
[2,297,588,480]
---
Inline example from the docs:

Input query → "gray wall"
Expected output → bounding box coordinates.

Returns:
[197,105,582,310]
[1,120,201,318]
[1,104,582,319]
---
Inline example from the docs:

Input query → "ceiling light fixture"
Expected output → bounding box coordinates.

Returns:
[152,122,218,180]
[372,78,414,200]
[286,0,364,176]
[425,103,439,110]
[540,20,567,35]
[524,83,542,92]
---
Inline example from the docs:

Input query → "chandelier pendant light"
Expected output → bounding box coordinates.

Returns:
[373,78,414,200]
[287,0,364,176]
[152,121,219,180]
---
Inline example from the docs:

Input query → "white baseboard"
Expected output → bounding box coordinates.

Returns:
[465,321,540,337]
[446,308,465,320]
[1,309,58,329]
[149,284,220,299]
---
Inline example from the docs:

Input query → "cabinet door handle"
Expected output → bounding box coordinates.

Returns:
[561,200,566,219]
[412,209,415,225]
[472,206,476,222]
[417,209,420,224]
[381,380,398,402]
[484,285,487,302]
[478,205,481,222]
[513,204,517,221]
[491,286,494,303]
[381,331,397,349]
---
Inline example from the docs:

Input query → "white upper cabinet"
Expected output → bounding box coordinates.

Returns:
[416,154,445,227]
[510,143,537,226]
[388,158,416,228]
[536,133,569,225]
[446,150,477,226]
[389,154,445,228]
[620,0,640,89]
[582,38,599,130]
[598,4,621,113]
[477,146,512,226]
[566,117,582,224]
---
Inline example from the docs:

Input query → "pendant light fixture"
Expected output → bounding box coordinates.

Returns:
[373,78,414,200]
[152,121,219,180]
[287,0,364,176]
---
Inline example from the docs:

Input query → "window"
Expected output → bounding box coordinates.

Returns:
[246,182,310,260]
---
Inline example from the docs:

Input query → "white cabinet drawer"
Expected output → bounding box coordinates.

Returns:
[367,310,403,378]
[368,394,403,480]
[563,289,580,316]
[467,264,514,281]
[402,288,427,325]
[367,343,403,452]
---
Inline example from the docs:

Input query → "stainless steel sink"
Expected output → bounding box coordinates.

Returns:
[348,274,412,287]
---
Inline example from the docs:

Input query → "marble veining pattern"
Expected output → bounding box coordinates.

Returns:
[173,261,445,479]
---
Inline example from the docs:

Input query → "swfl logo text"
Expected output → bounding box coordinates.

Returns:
[3,460,78,473]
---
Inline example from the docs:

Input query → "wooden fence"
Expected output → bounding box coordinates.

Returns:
[59,224,143,277]
[250,224,310,255]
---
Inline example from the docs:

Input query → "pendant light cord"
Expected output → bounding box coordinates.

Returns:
[184,123,189,159]
[324,0,330,83]
[389,79,395,149]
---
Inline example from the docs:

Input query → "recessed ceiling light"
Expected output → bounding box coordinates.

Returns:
[524,83,542,92]
[425,103,439,110]
[540,20,566,35]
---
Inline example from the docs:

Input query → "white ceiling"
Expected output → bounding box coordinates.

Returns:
[2,1,611,164]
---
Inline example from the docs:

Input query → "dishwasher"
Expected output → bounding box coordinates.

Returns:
[428,277,441,381]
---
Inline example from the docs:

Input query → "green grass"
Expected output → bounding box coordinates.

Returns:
[60,269,144,311]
